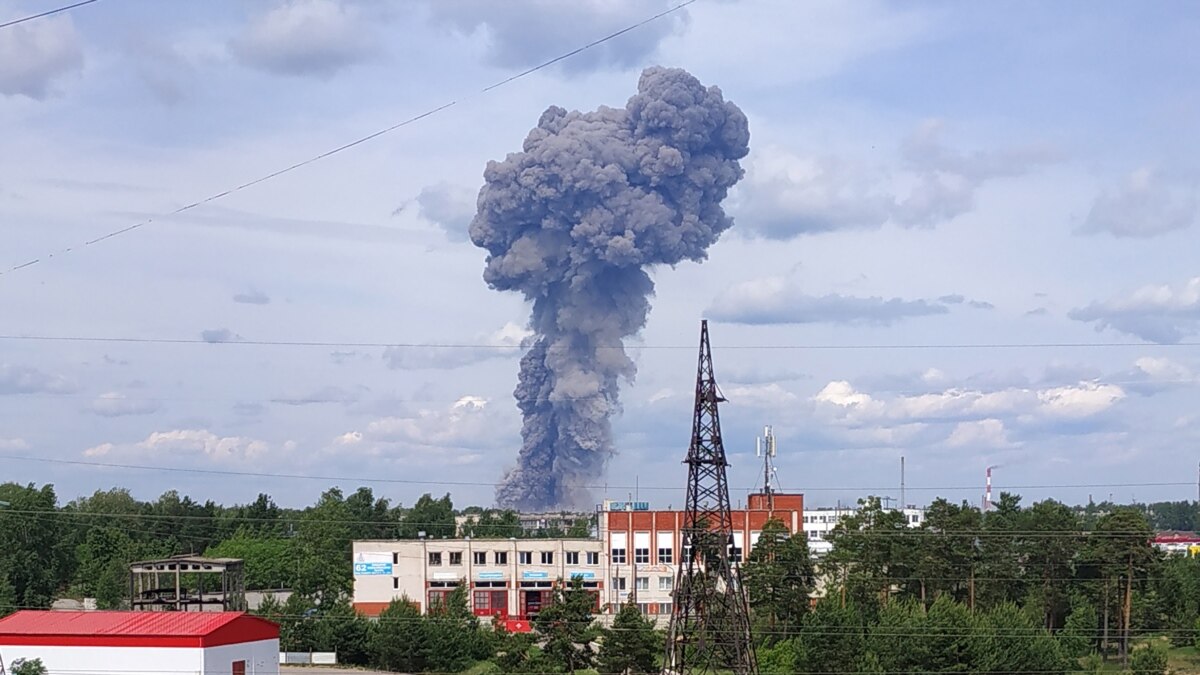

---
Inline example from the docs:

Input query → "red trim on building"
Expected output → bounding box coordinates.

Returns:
[0,611,278,649]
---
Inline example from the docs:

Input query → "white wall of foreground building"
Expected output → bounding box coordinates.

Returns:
[804,507,925,556]
[0,645,201,675]
[0,639,280,675]
[203,638,279,674]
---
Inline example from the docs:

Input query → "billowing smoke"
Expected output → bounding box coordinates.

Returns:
[469,67,750,509]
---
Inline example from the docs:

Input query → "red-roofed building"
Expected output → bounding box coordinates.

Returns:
[0,611,279,674]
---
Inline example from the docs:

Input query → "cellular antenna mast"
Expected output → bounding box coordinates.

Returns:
[665,320,758,675]
[756,425,778,513]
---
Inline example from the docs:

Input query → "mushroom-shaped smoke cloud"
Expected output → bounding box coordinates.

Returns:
[470,66,750,509]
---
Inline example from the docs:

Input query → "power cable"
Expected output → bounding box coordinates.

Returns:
[0,505,1171,538]
[0,0,698,277]
[0,0,99,30]
[0,453,1193,493]
[2,334,1198,350]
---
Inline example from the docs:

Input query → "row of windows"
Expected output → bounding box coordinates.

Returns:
[611,546,744,564]
[426,550,601,566]
[610,576,674,591]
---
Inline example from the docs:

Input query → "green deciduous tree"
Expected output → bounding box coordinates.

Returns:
[205,528,296,590]
[598,601,659,674]
[400,493,455,539]
[0,483,70,609]
[9,658,48,675]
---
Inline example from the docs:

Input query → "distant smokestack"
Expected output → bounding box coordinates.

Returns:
[985,465,998,511]
[470,67,750,510]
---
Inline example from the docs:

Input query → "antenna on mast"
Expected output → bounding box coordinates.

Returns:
[757,425,778,512]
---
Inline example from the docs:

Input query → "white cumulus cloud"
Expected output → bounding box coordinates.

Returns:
[84,429,281,463]
[230,0,375,78]
[1069,277,1200,343]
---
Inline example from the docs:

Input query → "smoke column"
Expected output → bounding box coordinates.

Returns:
[470,67,750,509]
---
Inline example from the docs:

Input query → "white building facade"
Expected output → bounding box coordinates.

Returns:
[353,494,807,625]
[803,506,925,556]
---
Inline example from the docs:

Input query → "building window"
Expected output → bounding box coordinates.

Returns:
[729,533,743,563]
[611,532,627,565]
[637,603,651,615]
[393,552,399,565]
[393,578,399,589]
[657,546,673,564]
[659,576,673,591]
[540,551,554,565]
[635,577,649,591]
[613,576,627,591]
[428,552,442,566]
[519,551,532,565]
[565,551,579,565]
[586,552,599,565]
[474,552,487,565]
[658,602,672,614]
[450,552,463,566]
[495,551,508,565]
[634,532,650,565]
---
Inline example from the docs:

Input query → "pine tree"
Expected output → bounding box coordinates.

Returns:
[371,597,428,673]
[972,602,1066,675]
[597,601,659,674]
[533,578,597,673]
[742,518,814,641]
[1059,598,1098,659]
[1129,643,1168,675]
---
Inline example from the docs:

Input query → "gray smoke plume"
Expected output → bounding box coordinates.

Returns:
[469,67,749,510]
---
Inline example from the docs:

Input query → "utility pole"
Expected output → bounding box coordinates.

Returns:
[664,320,757,675]
[900,456,906,509]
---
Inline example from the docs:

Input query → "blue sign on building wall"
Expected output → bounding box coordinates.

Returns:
[354,562,393,576]
[522,571,549,580]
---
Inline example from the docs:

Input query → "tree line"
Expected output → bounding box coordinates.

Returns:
[0,482,590,614]
[745,495,1195,673]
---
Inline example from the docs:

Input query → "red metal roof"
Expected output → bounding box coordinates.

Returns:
[0,611,278,649]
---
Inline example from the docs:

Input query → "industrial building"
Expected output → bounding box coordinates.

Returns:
[352,493,805,623]
[0,611,279,675]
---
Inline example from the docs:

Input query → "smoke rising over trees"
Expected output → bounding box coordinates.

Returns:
[469,66,750,509]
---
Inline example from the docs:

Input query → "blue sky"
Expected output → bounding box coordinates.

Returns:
[1,0,1199,510]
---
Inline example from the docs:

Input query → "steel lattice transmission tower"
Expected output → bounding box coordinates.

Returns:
[664,320,758,675]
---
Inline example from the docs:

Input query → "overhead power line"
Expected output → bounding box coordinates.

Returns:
[0,0,99,30]
[0,453,1191,493]
[1,334,1196,350]
[0,0,697,277]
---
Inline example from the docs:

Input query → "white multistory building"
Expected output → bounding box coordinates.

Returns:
[803,506,925,556]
